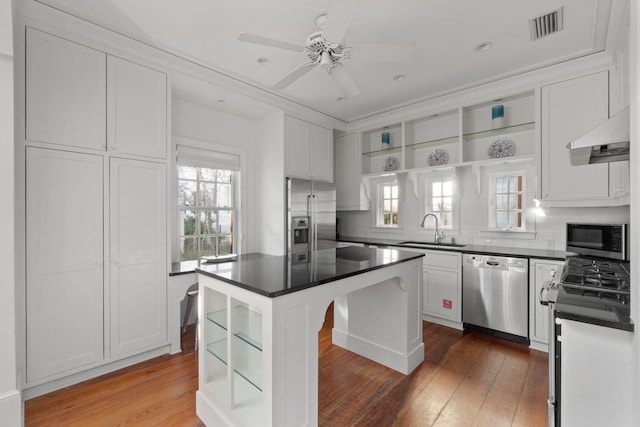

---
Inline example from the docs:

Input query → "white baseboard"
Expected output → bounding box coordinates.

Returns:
[423,314,464,331]
[0,389,23,427]
[529,339,549,353]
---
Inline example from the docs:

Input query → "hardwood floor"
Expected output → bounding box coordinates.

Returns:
[25,307,548,426]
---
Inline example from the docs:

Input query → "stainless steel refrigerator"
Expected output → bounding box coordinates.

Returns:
[286,177,336,254]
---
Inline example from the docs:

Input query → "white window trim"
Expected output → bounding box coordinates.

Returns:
[422,173,459,232]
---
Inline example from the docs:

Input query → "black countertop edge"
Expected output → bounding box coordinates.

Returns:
[196,250,424,298]
[169,260,200,276]
[338,237,573,261]
[556,309,634,332]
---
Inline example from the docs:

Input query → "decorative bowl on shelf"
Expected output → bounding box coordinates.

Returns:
[488,139,515,158]
[382,156,400,171]
[427,149,449,166]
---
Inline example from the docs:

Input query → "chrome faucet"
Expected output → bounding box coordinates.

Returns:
[420,213,441,244]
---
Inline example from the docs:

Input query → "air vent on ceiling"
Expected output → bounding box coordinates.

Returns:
[529,7,564,40]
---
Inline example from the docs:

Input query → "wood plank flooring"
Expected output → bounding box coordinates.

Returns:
[25,306,548,426]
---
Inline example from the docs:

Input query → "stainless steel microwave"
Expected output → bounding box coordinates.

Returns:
[566,223,629,260]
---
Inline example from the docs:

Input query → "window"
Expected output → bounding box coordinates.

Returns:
[178,166,235,261]
[427,178,454,229]
[176,144,240,261]
[377,181,399,227]
[491,174,524,230]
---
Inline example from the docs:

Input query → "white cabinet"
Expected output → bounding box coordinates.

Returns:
[334,133,369,210]
[26,28,167,159]
[422,251,462,326]
[529,259,563,352]
[284,115,333,182]
[107,56,167,159]
[26,28,106,150]
[26,148,105,381]
[540,71,628,205]
[25,152,168,382]
[109,158,167,358]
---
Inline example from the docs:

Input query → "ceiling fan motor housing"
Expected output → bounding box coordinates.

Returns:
[305,31,347,69]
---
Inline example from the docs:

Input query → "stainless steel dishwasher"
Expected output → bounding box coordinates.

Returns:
[462,254,528,340]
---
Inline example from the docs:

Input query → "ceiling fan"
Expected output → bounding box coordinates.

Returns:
[237,0,414,98]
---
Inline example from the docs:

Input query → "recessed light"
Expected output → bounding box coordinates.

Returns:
[257,57,270,65]
[217,99,226,103]
[475,41,493,52]
[393,74,407,82]
[336,96,347,102]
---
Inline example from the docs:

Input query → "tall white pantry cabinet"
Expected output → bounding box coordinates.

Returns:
[24,27,168,387]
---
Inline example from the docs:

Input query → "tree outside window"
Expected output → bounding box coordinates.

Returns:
[493,174,524,230]
[178,166,235,260]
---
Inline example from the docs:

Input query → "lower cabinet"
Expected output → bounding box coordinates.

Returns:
[25,147,167,384]
[423,251,462,327]
[529,258,563,352]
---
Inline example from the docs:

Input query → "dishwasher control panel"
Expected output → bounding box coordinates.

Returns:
[464,255,526,270]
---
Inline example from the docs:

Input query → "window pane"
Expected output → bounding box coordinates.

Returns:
[217,183,232,207]
[217,170,232,182]
[383,213,391,225]
[432,198,440,212]
[180,236,197,261]
[218,235,233,255]
[441,212,452,227]
[391,185,398,199]
[432,182,441,197]
[199,211,217,234]
[178,166,196,180]
[383,185,391,198]
[496,177,507,193]
[496,212,508,228]
[384,200,391,212]
[218,210,232,234]
[391,200,398,213]
[442,180,453,196]
[180,210,196,236]
[497,195,508,210]
[442,197,452,211]
[392,213,398,225]
[508,195,518,209]
[199,168,216,182]
[199,236,217,258]
[199,182,215,206]
[178,180,196,206]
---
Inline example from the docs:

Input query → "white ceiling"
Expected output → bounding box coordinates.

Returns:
[34,0,619,123]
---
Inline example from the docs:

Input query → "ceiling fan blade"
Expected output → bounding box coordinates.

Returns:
[322,0,361,44]
[347,43,415,63]
[328,64,361,98]
[238,32,304,52]
[272,62,316,90]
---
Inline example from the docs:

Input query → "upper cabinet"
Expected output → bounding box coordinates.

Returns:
[26,28,106,151]
[540,71,628,206]
[284,115,333,182]
[335,133,369,211]
[26,28,167,159]
[107,56,167,159]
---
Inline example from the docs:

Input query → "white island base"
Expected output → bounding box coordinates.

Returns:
[196,257,424,427]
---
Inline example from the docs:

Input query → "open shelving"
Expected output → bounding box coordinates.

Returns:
[358,90,536,178]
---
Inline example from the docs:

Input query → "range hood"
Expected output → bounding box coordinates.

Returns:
[567,106,630,166]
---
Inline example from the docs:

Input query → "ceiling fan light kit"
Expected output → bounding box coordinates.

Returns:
[236,0,413,98]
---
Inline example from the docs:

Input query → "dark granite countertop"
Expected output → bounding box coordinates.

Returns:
[194,246,424,298]
[338,236,573,261]
[555,287,634,332]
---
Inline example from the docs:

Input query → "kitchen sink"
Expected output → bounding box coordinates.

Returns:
[396,241,467,248]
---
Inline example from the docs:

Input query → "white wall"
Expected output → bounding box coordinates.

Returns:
[171,98,261,255]
[1,0,20,424]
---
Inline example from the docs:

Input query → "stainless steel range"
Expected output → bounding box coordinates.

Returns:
[542,223,632,427]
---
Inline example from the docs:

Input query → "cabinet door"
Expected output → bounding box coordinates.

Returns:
[26,28,106,150]
[110,158,167,357]
[530,259,563,346]
[26,148,104,381]
[423,267,460,321]
[107,56,167,159]
[309,124,333,182]
[335,133,368,210]
[541,72,609,202]
[284,116,310,179]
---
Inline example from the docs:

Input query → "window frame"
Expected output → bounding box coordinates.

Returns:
[374,178,401,228]
[423,175,457,231]
[489,171,526,231]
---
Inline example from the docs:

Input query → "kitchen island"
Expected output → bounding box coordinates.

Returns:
[195,246,424,427]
